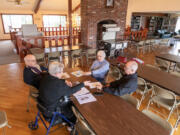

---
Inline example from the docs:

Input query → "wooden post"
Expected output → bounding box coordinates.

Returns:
[68,0,73,46]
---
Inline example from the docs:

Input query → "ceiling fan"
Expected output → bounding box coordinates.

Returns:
[7,0,29,5]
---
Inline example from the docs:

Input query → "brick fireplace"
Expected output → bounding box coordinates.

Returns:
[81,0,128,47]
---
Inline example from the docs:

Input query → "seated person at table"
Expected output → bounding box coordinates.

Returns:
[83,50,109,83]
[38,61,89,125]
[23,54,47,89]
[96,61,138,96]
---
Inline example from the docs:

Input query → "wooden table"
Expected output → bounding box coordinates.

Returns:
[138,65,180,95]
[44,45,90,54]
[156,53,180,72]
[29,45,90,54]
[156,53,180,63]
[66,68,169,135]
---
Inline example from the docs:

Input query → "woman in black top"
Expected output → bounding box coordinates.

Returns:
[23,54,47,89]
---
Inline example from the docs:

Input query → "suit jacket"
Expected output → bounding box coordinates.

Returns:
[23,66,47,89]
[103,73,137,96]
[38,74,84,111]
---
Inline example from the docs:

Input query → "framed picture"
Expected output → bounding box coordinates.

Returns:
[105,0,114,8]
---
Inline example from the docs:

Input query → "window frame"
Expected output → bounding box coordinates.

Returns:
[42,14,67,28]
[1,13,34,34]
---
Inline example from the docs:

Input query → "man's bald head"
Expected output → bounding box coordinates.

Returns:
[124,61,138,75]
[24,54,37,67]
[97,50,106,62]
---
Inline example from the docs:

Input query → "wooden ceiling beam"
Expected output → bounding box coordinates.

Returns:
[34,0,42,14]
[72,4,80,14]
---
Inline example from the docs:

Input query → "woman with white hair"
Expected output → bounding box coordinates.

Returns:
[38,61,89,126]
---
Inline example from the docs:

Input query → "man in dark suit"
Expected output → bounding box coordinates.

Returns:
[38,61,89,125]
[96,61,138,96]
[23,54,47,89]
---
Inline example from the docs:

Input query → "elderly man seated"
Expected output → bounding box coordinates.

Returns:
[38,61,89,125]
[83,50,109,83]
[23,54,47,89]
[96,61,138,96]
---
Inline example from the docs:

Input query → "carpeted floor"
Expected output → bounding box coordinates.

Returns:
[0,40,20,65]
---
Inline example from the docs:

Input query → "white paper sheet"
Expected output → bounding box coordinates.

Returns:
[89,82,100,89]
[73,87,89,97]
[75,93,97,104]
[71,70,83,77]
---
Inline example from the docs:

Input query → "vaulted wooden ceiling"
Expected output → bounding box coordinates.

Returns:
[0,0,80,12]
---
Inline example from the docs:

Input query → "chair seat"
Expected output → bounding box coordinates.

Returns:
[136,84,152,94]
[0,111,8,128]
[152,96,175,110]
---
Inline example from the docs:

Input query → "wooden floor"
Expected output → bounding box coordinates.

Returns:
[0,42,180,135]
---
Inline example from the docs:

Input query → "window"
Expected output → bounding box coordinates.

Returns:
[43,15,67,28]
[175,17,180,33]
[2,14,33,33]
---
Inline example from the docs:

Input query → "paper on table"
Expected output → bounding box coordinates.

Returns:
[89,82,100,89]
[75,93,97,104]
[73,87,89,97]
[71,70,83,77]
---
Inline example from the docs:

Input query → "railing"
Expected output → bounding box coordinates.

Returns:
[124,27,148,41]
[16,35,81,62]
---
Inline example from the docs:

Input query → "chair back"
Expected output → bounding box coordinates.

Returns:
[155,58,170,69]
[109,65,122,80]
[71,49,82,56]
[153,85,176,100]
[138,77,146,86]
[87,49,97,55]
[34,53,45,61]
[138,41,145,46]
[121,95,139,109]
[72,106,96,135]
[142,109,173,134]
[145,40,151,44]
[48,51,60,59]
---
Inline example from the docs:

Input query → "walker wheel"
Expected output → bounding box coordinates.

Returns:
[28,121,39,130]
